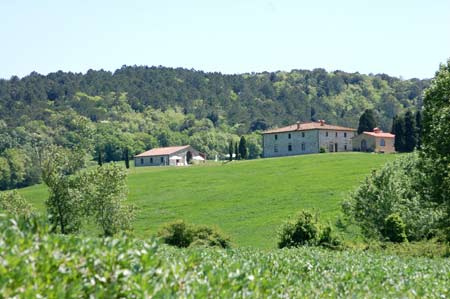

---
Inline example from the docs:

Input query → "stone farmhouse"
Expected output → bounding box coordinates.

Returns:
[134,145,203,167]
[352,128,395,153]
[262,120,357,158]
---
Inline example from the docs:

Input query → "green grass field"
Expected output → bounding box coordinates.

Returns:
[19,152,396,248]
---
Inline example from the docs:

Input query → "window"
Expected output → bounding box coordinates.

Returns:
[344,132,347,138]
[380,139,386,147]
[275,134,278,140]
[150,157,153,163]
[160,157,164,163]
[302,132,305,138]
[274,145,278,152]
[288,144,292,151]
[140,158,144,165]
[335,132,338,137]
[344,145,347,150]
[288,133,291,139]
[301,143,306,151]
[326,132,329,137]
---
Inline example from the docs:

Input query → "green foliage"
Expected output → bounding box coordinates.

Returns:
[343,153,443,241]
[238,136,248,159]
[82,163,135,236]
[384,213,407,243]
[357,109,377,134]
[421,59,450,233]
[0,190,33,218]
[319,147,326,153]
[157,220,193,247]
[158,220,231,248]
[277,210,319,248]
[1,215,450,298]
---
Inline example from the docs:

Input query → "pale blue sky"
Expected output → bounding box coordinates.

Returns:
[1,0,449,79]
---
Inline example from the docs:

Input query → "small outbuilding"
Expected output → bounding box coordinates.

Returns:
[134,145,204,167]
[352,128,395,153]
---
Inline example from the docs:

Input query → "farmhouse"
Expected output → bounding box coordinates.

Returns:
[262,120,356,158]
[134,145,204,167]
[352,128,395,153]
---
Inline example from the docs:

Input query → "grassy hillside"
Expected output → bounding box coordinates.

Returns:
[19,153,396,248]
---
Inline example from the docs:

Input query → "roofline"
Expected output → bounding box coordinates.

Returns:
[262,127,357,134]
[134,145,191,158]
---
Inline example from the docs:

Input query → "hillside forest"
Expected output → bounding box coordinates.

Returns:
[0,66,430,190]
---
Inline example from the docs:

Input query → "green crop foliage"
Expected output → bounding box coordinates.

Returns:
[0,215,449,298]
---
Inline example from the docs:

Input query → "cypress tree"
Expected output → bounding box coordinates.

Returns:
[124,147,130,169]
[357,109,377,134]
[97,148,103,166]
[392,115,406,152]
[234,142,239,160]
[238,136,248,160]
[228,141,233,161]
[404,110,417,152]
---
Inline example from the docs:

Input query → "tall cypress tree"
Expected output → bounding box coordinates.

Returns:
[228,141,233,161]
[238,136,248,160]
[392,115,406,152]
[404,110,417,152]
[357,109,377,134]
[234,142,239,160]
[124,147,130,169]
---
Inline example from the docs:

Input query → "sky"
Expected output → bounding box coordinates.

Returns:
[1,0,449,79]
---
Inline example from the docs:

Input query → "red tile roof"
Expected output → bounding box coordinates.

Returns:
[262,121,356,134]
[135,145,190,157]
[362,131,395,138]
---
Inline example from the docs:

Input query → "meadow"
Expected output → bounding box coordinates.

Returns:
[19,152,396,248]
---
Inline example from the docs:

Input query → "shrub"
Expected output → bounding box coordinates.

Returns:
[190,225,231,248]
[318,225,343,249]
[0,190,34,218]
[157,220,193,248]
[319,147,326,153]
[277,210,319,248]
[384,213,407,243]
[157,220,231,248]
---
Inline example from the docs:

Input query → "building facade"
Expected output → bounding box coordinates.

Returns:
[134,145,203,167]
[262,120,356,158]
[352,128,395,153]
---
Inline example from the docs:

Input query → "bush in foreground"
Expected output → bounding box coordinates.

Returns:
[277,210,341,249]
[157,220,231,248]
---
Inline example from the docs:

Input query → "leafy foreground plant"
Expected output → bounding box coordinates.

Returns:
[1,216,449,298]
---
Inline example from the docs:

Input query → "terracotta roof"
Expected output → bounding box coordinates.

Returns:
[361,131,395,138]
[135,145,190,157]
[262,121,356,134]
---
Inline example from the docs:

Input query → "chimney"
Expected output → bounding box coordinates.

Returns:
[319,120,325,126]
[373,127,381,133]
[296,121,301,130]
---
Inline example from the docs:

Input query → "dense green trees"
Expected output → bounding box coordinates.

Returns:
[421,60,450,228]
[391,110,421,152]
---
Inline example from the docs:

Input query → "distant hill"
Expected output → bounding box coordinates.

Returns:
[0,65,429,190]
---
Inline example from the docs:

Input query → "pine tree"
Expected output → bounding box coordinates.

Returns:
[238,136,248,160]
[404,110,417,152]
[357,109,377,134]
